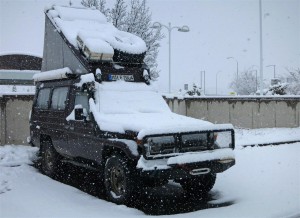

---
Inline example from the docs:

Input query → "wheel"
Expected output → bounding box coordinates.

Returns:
[104,154,138,205]
[40,139,61,178]
[180,173,216,197]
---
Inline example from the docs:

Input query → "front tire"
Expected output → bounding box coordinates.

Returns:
[40,139,61,178]
[104,154,138,205]
[180,173,216,197]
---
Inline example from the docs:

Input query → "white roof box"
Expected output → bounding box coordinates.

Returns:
[77,35,114,62]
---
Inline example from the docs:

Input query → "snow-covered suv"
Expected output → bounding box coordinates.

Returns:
[30,5,235,205]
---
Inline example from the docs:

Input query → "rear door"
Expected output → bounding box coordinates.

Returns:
[31,87,52,147]
[48,86,70,154]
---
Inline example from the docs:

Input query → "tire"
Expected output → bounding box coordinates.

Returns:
[113,49,145,63]
[180,173,216,197]
[104,154,138,205]
[40,139,62,178]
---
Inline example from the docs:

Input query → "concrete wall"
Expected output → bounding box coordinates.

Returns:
[0,95,299,146]
[0,95,34,145]
[167,97,300,129]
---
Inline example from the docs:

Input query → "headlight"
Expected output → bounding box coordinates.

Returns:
[214,131,232,149]
[145,136,175,156]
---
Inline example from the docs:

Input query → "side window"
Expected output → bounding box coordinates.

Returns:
[51,87,69,110]
[75,92,90,117]
[36,88,51,109]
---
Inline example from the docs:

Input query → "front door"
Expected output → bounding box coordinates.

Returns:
[66,91,100,161]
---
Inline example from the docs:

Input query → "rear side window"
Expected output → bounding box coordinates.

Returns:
[51,87,69,110]
[36,88,51,109]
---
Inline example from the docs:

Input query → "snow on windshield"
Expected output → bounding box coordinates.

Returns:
[46,5,147,55]
[97,81,170,114]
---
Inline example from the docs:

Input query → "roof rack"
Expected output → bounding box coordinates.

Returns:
[33,67,80,82]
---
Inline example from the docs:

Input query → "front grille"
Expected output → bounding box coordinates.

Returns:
[146,133,214,157]
[181,133,209,152]
[147,135,176,155]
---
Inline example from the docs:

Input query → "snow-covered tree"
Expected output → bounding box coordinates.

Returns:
[110,0,127,30]
[82,0,163,80]
[266,83,288,95]
[229,70,258,95]
[121,0,163,79]
[81,0,110,17]
[81,0,97,8]
[143,27,163,80]
[186,83,202,96]
[285,68,300,95]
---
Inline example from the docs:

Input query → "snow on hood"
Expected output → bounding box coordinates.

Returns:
[89,81,233,139]
[46,5,147,55]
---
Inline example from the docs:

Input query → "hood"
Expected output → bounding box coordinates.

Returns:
[96,111,213,138]
[87,81,234,139]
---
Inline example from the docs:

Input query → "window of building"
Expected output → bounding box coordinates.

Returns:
[51,87,69,110]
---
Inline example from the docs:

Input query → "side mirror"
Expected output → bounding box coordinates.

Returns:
[75,108,84,120]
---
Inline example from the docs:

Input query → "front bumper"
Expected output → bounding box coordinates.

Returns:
[137,149,235,180]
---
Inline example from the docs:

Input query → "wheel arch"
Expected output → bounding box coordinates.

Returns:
[101,141,140,166]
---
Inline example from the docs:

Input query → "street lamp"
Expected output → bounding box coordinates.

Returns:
[266,65,276,78]
[151,22,190,93]
[216,71,222,95]
[227,57,239,80]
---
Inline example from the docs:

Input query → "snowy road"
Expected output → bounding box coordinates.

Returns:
[0,143,300,218]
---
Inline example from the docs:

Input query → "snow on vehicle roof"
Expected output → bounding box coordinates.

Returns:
[88,80,233,138]
[52,5,106,23]
[46,5,147,55]
[33,67,73,82]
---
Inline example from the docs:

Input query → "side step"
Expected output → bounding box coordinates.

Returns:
[61,159,99,171]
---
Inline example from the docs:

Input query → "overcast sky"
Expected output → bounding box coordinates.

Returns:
[0,0,299,94]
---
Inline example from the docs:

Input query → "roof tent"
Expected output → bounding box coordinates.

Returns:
[42,5,149,83]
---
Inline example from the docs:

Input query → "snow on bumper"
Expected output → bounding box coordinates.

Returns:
[137,148,235,171]
[167,148,235,166]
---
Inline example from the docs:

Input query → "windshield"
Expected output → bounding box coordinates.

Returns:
[97,81,171,114]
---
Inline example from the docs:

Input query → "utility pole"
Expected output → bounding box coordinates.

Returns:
[259,0,264,96]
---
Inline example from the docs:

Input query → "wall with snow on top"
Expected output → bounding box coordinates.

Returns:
[166,96,300,129]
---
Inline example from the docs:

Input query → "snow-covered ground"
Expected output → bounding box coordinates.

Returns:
[235,127,300,147]
[0,129,299,218]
